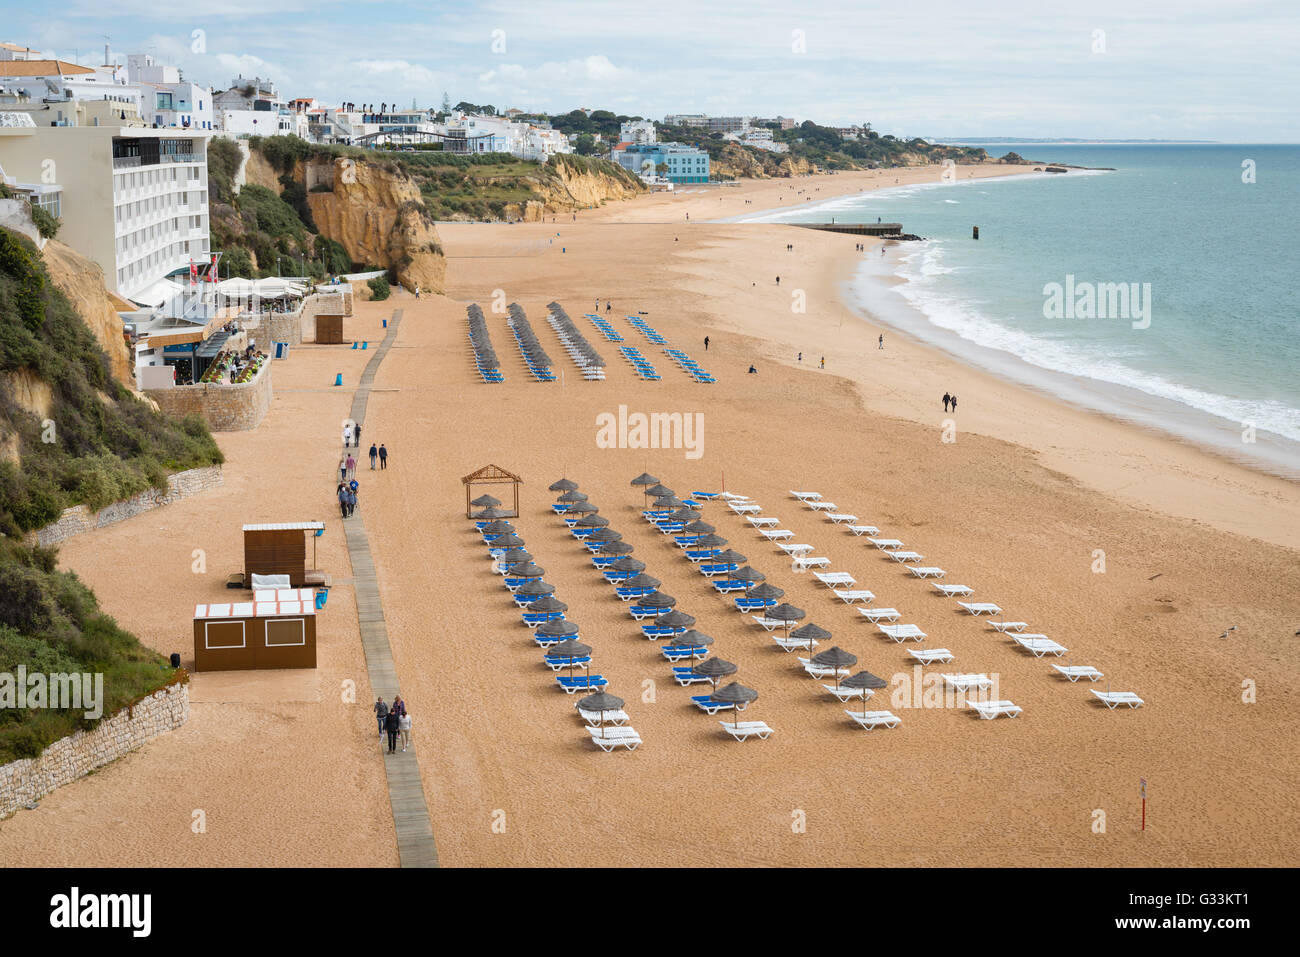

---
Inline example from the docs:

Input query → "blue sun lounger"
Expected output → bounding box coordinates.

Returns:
[663,645,710,662]
[616,586,656,601]
[686,549,722,562]
[544,654,591,671]
[735,596,777,612]
[692,695,733,714]
[673,667,713,686]
[556,674,607,694]
[674,535,700,547]
[522,611,564,628]
[629,605,668,620]
[713,580,750,594]
[592,555,620,569]
[602,568,636,581]
[642,624,687,639]
[699,563,740,577]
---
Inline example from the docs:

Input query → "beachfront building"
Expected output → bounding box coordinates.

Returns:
[614,142,710,184]
[213,75,304,138]
[753,115,797,130]
[723,127,788,153]
[619,119,656,145]
[0,58,145,127]
[663,114,750,135]
[0,123,211,303]
[126,54,213,131]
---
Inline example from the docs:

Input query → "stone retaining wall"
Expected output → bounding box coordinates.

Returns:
[145,358,272,432]
[30,464,223,548]
[0,682,189,820]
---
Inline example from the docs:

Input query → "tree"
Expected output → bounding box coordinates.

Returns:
[574,133,598,156]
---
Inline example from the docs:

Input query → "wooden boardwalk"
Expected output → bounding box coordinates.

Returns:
[340,310,439,868]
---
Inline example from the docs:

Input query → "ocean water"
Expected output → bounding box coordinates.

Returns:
[737,145,1300,477]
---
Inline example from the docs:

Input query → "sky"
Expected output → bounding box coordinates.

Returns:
[2,0,1297,141]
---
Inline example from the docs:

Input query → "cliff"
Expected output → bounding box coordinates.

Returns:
[40,240,134,389]
[304,156,446,293]
[710,143,816,179]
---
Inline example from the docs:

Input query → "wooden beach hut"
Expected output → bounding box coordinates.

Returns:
[315,313,345,344]
[193,588,318,671]
[462,464,522,518]
[242,522,327,588]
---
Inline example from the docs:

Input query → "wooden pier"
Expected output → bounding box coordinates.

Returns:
[792,222,904,237]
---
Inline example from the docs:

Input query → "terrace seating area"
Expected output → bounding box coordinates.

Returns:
[617,345,661,380]
[506,303,556,382]
[625,314,667,344]
[546,302,607,381]
[466,303,504,383]
[662,348,716,383]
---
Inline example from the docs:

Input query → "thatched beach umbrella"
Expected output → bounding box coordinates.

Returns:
[841,670,888,714]
[637,591,677,609]
[728,566,766,585]
[549,478,579,492]
[711,682,759,731]
[547,638,592,677]
[482,520,514,535]
[712,548,748,565]
[473,506,510,520]
[684,520,716,534]
[655,609,696,630]
[631,472,661,506]
[515,580,555,598]
[765,603,806,637]
[586,528,623,543]
[789,622,830,652]
[491,533,525,549]
[576,514,610,528]
[599,541,635,556]
[623,573,662,590]
[578,690,625,733]
[646,484,675,499]
[509,562,545,581]
[694,533,729,549]
[811,646,858,690]
[668,629,713,663]
[500,547,533,563]
[567,501,599,515]
[747,582,785,602]
[526,595,567,614]
[667,507,700,522]
[537,618,579,640]
[610,556,646,573]
[557,490,588,504]
[692,656,737,689]
[471,493,502,508]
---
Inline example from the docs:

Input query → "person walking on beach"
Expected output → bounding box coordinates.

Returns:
[346,487,357,518]
[943,392,951,412]
[775,276,780,286]
[820,356,825,369]
[399,711,411,751]
[339,457,347,482]
[338,483,348,519]
[346,453,356,478]
[374,697,388,738]
[369,443,378,469]
[704,336,710,351]
[384,708,400,753]
[354,422,362,448]
[950,395,957,412]
[378,444,388,470]
[606,300,611,313]
[343,423,353,447]
[798,352,802,362]
[391,695,406,718]
[878,333,884,349]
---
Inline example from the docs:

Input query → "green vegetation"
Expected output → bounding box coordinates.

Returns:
[0,537,183,764]
[29,205,60,240]
[0,227,223,537]
[367,276,390,300]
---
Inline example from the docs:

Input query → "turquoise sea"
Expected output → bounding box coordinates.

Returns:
[738,144,1300,477]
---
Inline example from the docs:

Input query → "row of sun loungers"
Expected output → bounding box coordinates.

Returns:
[662,348,716,383]
[585,313,625,342]
[546,302,607,380]
[617,345,661,380]
[505,303,556,382]
[625,314,667,344]
[465,304,503,383]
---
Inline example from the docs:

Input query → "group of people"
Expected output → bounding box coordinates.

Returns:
[943,391,960,412]
[374,696,412,753]
[336,423,392,521]
[336,478,359,518]
[593,298,613,313]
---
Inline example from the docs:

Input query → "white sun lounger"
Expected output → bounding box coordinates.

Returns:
[941,673,994,692]
[868,538,905,549]
[789,491,822,502]
[751,615,784,631]
[799,656,851,679]
[845,525,880,536]
[1052,665,1104,682]
[777,542,814,556]
[857,607,901,623]
[888,551,924,563]
[814,571,856,589]
[577,707,630,726]
[747,516,779,529]
[589,728,643,751]
[1012,635,1068,657]
[729,503,762,515]
[957,601,1002,615]
[909,648,954,664]
[720,720,774,741]
[1092,690,1144,709]
[908,566,946,579]
[832,589,875,604]
[808,502,838,512]
[823,684,872,702]
[773,634,819,653]
[719,492,750,501]
[933,583,974,597]
[761,529,794,542]
[989,620,1028,633]
[846,710,901,730]
[970,700,1022,720]
[793,556,831,571]
[878,623,927,642]
[826,513,858,524]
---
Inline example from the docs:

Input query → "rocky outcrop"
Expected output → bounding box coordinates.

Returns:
[40,241,134,388]
[304,157,445,293]
[533,156,643,208]
[710,143,816,179]
[242,147,282,193]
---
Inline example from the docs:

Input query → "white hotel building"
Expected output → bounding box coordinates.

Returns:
[0,123,210,303]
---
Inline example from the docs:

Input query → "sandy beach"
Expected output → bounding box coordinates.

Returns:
[4,163,1297,868]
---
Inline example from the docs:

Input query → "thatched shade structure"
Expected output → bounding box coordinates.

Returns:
[711,682,759,730]
[811,646,858,690]
[549,478,579,492]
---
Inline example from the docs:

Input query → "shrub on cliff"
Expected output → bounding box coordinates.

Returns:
[367,276,391,300]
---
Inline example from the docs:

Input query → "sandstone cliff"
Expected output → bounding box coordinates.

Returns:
[304,157,446,293]
[710,143,816,179]
[41,240,134,388]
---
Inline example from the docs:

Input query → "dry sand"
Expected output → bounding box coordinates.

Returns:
[4,164,1297,867]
